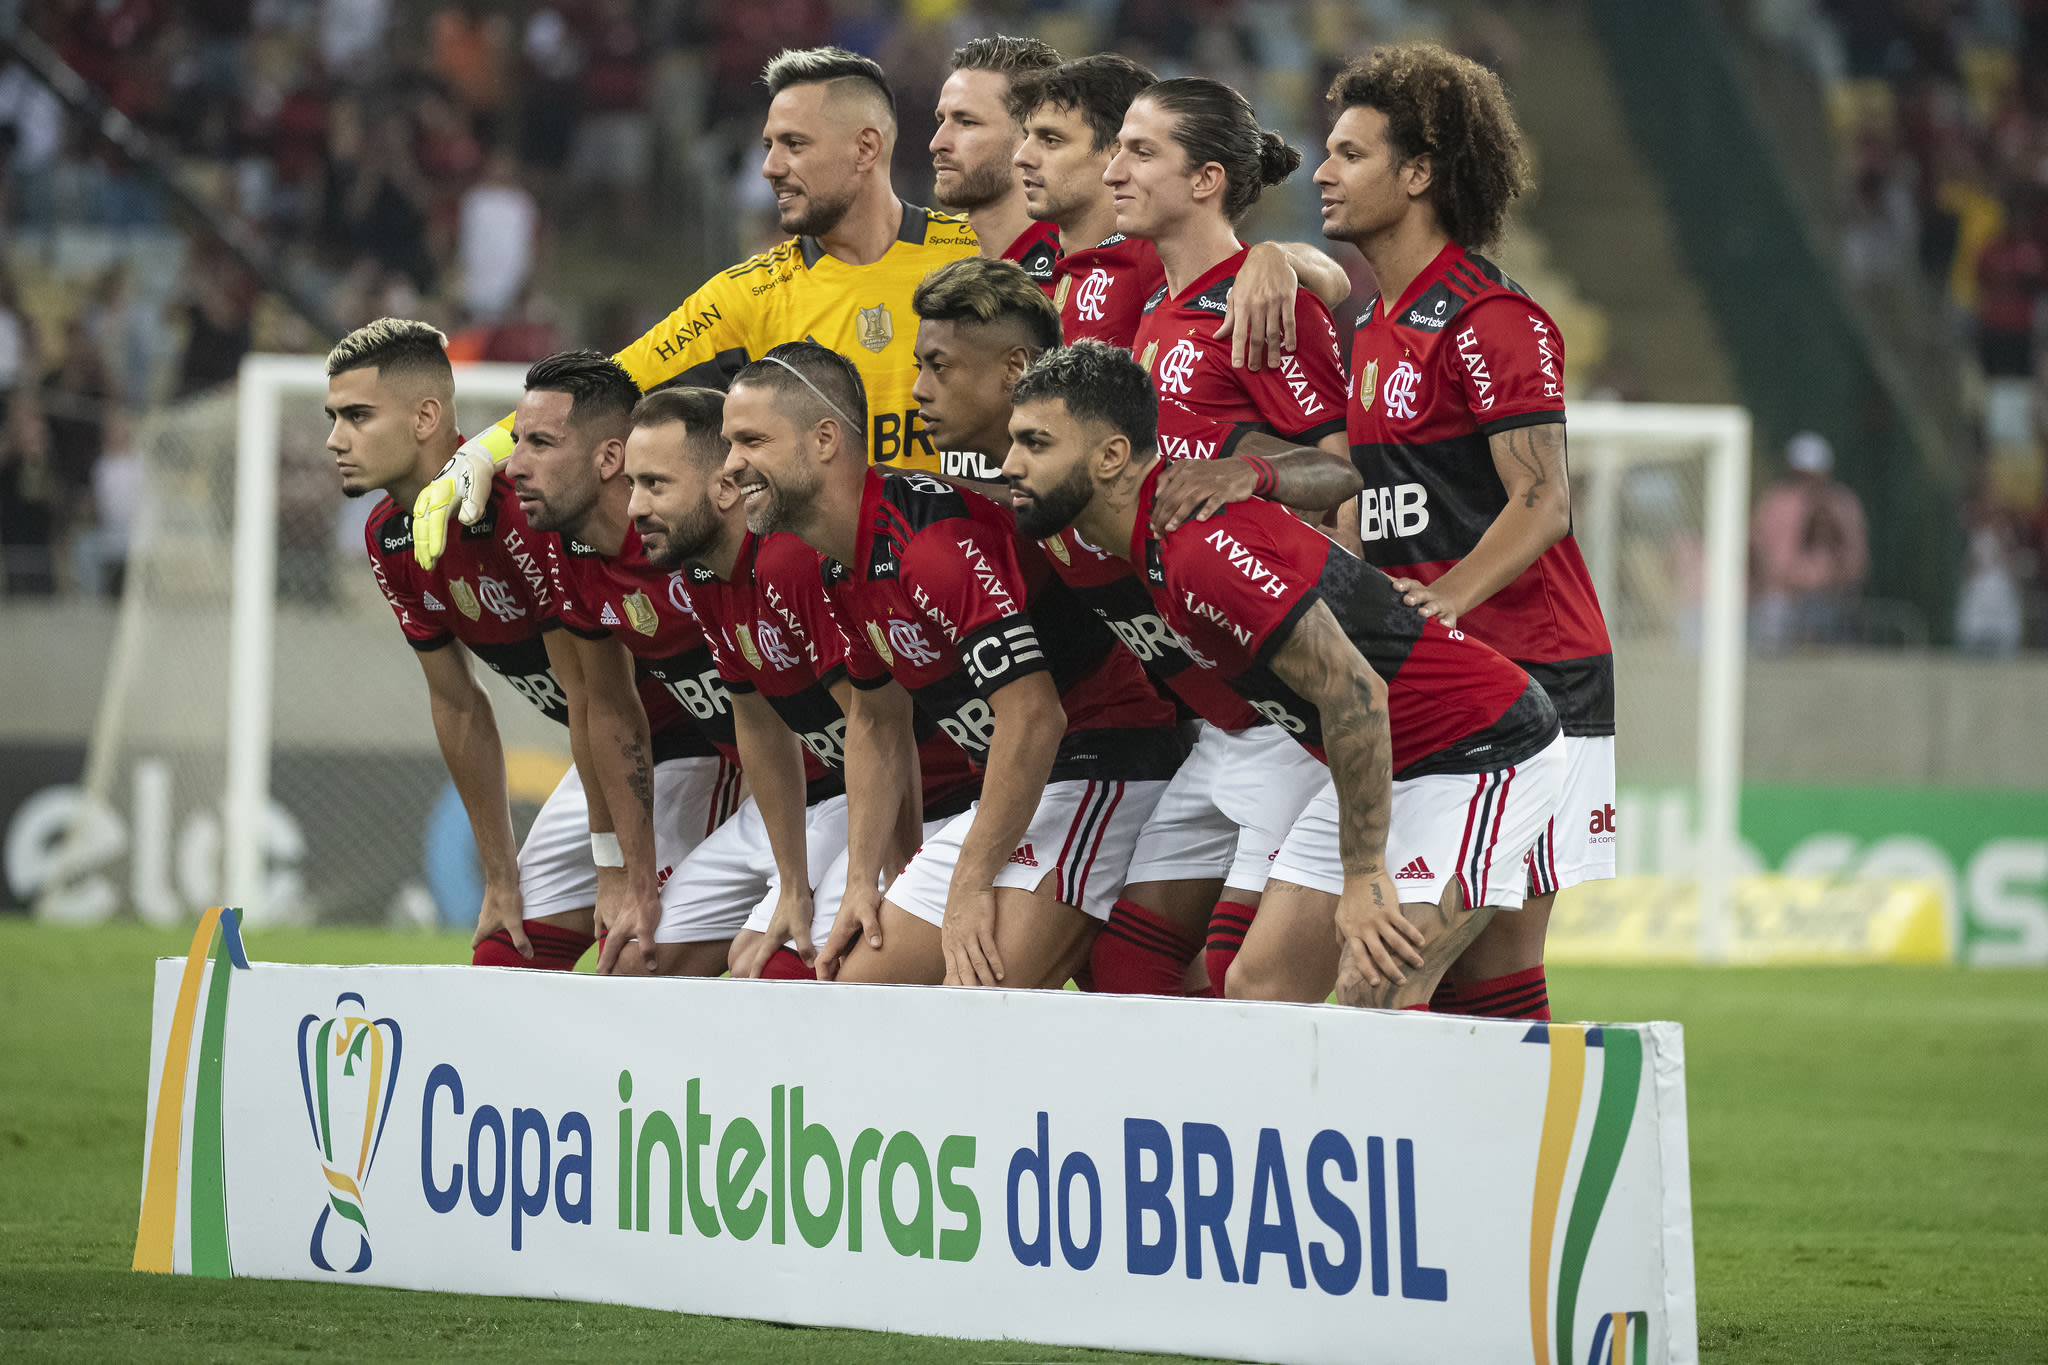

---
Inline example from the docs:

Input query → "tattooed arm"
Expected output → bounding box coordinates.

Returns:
[565,631,662,973]
[1388,420,1572,629]
[1265,599,1423,1004]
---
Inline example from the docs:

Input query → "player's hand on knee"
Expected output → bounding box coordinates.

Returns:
[1335,869,1425,989]
[941,886,1003,987]
[471,882,532,958]
[756,887,818,976]
[410,437,496,569]
[819,884,881,980]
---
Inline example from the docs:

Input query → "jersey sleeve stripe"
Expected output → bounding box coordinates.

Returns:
[1252,589,1325,670]
[1475,409,1566,437]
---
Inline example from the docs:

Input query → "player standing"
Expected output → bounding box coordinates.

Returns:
[327,319,599,969]
[722,340,1182,989]
[930,37,1064,280]
[620,387,981,977]
[504,352,748,975]
[1317,45,1614,1020]
[1004,343,1564,1006]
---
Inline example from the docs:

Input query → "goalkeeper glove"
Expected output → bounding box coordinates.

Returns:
[411,435,498,569]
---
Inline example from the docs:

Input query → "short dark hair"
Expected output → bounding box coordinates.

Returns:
[913,257,1063,354]
[1011,342,1157,455]
[731,342,869,455]
[1012,54,1157,152]
[632,386,729,466]
[1140,77,1301,222]
[762,46,896,123]
[1327,43,1530,249]
[325,317,451,386]
[524,349,642,430]
[950,35,1061,84]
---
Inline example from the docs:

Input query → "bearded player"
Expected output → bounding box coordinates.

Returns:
[1315,46,1615,1021]
[908,256,1357,995]
[1005,343,1564,1008]
[722,340,1182,989]
[932,36,1064,278]
[621,386,981,978]
[503,351,748,975]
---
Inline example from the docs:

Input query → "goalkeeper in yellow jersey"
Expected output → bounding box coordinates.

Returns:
[413,43,1341,567]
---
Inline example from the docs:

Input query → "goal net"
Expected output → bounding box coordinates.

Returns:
[44,368,1751,951]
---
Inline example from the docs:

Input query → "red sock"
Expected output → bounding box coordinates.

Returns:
[1091,899,1201,995]
[471,920,593,971]
[1400,1003,1429,1011]
[1457,965,1550,1020]
[1428,977,1462,1013]
[1205,899,1258,998]
[759,947,815,981]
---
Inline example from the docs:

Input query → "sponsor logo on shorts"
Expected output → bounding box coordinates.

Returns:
[1589,804,1616,844]
[1395,857,1434,880]
[1008,843,1039,868]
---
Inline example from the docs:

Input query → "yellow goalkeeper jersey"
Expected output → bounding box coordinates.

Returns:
[478,204,982,476]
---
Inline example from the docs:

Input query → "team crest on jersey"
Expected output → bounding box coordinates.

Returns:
[1156,339,1202,397]
[1359,360,1378,408]
[477,575,524,622]
[735,623,764,669]
[449,579,482,621]
[1075,268,1111,322]
[621,589,660,637]
[856,304,894,353]
[1382,360,1422,420]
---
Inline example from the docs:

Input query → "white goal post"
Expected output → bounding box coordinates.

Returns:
[222,355,535,922]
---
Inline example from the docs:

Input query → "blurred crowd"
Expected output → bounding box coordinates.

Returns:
[0,0,1453,600]
[1760,0,2048,652]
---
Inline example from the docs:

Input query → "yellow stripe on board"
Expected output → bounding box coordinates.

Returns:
[1528,1025,1587,1365]
[357,1024,384,1182]
[323,1167,364,1201]
[132,907,225,1272]
[1613,1310,1629,1365]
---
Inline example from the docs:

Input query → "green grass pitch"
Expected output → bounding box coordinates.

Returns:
[1,920,2043,1363]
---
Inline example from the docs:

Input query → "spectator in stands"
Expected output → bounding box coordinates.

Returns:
[71,409,140,598]
[173,245,257,398]
[0,391,57,595]
[1751,432,1870,652]
[457,145,539,325]
[41,317,113,525]
[1974,200,2045,377]
[568,0,652,233]
[431,2,512,142]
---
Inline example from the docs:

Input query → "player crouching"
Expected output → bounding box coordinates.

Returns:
[1003,342,1564,1007]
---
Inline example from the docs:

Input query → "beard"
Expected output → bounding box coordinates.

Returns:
[935,155,1016,213]
[779,180,858,238]
[520,482,596,536]
[1010,461,1093,539]
[746,466,819,537]
[637,498,722,569]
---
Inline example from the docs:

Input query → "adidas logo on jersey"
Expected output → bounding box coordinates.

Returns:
[1007,843,1039,868]
[599,603,622,627]
[1394,857,1433,880]
[422,591,446,611]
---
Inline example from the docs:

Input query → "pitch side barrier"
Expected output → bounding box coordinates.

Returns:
[136,911,1697,1365]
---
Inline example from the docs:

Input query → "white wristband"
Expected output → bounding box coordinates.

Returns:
[590,832,624,868]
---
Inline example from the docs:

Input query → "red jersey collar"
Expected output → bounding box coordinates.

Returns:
[1127,459,1169,565]
[1379,239,1465,322]
[1002,218,1063,261]
[1167,244,1249,308]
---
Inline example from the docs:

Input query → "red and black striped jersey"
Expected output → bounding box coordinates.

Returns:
[1037,525,1263,731]
[1001,218,1064,295]
[365,476,569,723]
[1348,242,1612,733]
[1133,245,1348,458]
[825,468,1182,782]
[543,521,730,762]
[1131,461,1557,779]
[1049,233,1164,347]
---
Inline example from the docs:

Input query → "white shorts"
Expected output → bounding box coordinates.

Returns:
[1268,734,1567,911]
[517,756,744,921]
[655,794,851,944]
[786,814,955,952]
[1123,723,1329,892]
[886,778,1169,927]
[1525,734,1617,896]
